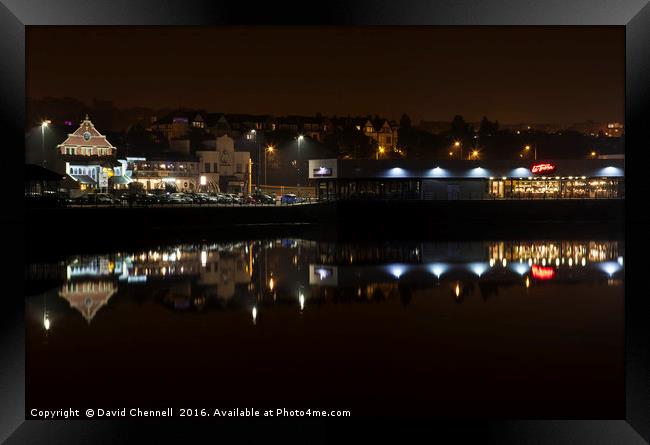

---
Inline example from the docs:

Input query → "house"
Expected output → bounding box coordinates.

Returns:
[196,134,251,193]
[150,111,206,141]
[56,115,126,192]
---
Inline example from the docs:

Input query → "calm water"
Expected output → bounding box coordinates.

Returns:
[26,239,624,417]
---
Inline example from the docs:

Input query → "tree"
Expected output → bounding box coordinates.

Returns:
[325,126,376,159]
[450,115,471,141]
[400,113,412,129]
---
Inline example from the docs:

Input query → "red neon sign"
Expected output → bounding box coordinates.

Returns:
[531,163,557,174]
[531,265,555,280]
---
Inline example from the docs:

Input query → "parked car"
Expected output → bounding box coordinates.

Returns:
[168,193,193,204]
[253,193,275,205]
[280,193,299,204]
[134,193,159,205]
[227,193,242,204]
[70,193,116,205]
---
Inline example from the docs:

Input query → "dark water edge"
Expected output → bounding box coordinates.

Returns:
[25,200,624,261]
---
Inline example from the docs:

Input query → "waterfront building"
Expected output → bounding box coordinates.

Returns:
[196,134,251,193]
[308,159,625,200]
[128,154,200,192]
[57,115,122,191]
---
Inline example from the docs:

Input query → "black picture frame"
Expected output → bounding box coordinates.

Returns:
[3,0,649,443]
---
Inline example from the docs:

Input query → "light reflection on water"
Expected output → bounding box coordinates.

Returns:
[26,238,625,417]
[27,239,624,328]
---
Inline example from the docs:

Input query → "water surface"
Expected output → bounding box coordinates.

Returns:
[26,238,624,417]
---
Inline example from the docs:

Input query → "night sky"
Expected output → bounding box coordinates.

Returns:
[27,26,624,125]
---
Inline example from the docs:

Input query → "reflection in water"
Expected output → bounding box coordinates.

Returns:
[26,238,625,417]
[27,239,624,328]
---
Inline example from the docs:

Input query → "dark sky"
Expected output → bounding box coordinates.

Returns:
[27,26,624,125]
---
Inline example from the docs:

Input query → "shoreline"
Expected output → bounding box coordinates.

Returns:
[25,200,624,261]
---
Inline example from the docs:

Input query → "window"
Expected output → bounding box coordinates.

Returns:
[213,162,218,173]
[204,163,210,173]
[386,136,392,144]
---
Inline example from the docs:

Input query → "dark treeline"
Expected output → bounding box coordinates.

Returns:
[27,98,623,162]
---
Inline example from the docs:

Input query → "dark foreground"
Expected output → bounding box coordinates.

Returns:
[25,199,624,259]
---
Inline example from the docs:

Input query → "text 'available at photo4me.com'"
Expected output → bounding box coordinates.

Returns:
[29,407,352,419]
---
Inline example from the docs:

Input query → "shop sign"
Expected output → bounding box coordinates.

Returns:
[531,265,555,280]
[531,163,557,174]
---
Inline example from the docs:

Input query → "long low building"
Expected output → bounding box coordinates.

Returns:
[308,158,624,200]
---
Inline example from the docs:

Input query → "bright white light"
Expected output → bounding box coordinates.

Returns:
[429,263,448,278]
[201,250,207,267]
[568,258,573,267]
[617,256,624,266]
[502,258,507,267]
[468,262,488,277]
[389,264,406,279]
[43,315,50,331]
[252,306,257,324]
[599,261,622,277]
[200,175,207,185]
[388,168,406,177]
[511,263,530,276]
[555,258,560,267]
[581,257,586,267]
[299,293,305,311]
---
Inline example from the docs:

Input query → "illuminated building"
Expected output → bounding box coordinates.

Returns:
[57,115,127,191]
[309,159,624,200]
[128,155,199,192]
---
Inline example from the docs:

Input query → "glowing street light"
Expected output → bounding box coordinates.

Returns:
[41,120,51,168]
[265,145,275,186]
[297,135,304,189]
[376,146,385,160]
[590,151,597,158]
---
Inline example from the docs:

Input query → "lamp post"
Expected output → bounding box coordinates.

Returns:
[376,146,385,160]
[265,145,274,186]
[41,120,50,167]
[297,135,304,189]
[250,129,260,193]
[524,144,537,161]
[453,140,462,160]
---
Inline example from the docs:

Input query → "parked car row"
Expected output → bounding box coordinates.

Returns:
[64,191,308,206]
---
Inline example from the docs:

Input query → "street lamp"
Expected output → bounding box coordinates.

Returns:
[297,135,304,189]
[41,120,51,167]
[453,140,463,159]
[265,145,274,186]
[376,146,385,160]
[590,151,597,158]
[524,144,537,160]
[250,129,261,192]
[471,149,479,160]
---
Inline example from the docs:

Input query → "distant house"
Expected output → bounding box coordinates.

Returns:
[150,111,206,141]
[362,118,399,151]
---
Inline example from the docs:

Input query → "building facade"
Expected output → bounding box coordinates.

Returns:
[128,155,200,192]
[57,115,125,191]
[309,159,625,201]
[196,135,251,193]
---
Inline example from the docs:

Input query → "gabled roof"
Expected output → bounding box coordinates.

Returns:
[57,115,116,149]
